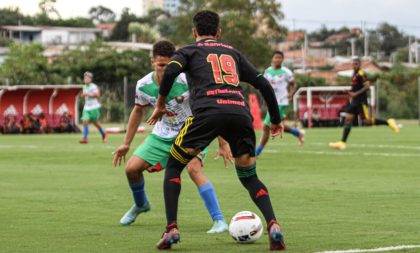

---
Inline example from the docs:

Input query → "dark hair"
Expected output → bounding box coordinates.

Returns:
[272,51,284,58]
[193,10,219,37]
[152,40,176,58]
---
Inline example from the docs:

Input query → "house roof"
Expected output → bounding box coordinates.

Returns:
[0,25,99,33]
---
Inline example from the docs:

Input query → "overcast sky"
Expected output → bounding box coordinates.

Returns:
[1,0,419,36]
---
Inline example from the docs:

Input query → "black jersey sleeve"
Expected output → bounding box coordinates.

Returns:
[159,49,188,96]
[238,54,281,124]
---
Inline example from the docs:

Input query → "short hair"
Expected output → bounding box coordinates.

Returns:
[152,40,176,58]
[84,71,93,78]
[272,51,284,58]
[193,10,219,37]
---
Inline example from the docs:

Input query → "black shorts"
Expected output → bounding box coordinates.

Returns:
[174,114,256,157]
[344,102,370,119]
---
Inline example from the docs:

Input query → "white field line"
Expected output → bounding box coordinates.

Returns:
[315,244,420,253]
[271,142,420,151]
[263,149,420,158]
[0,144,37,149]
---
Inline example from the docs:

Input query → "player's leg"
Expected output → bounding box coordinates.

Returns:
[120,155,151,225]
[79,110,90,143]
[330,103,357,150]
[157,116,218,249]
[361,104,400,133]
[186,155,227,233]
[227,115,285,250]
[280,106,304,144]
[256,112,272,156]
[89,108,106,142]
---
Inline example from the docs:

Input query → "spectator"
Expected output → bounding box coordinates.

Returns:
[38,113,50,133]
[54,112,79,133]
[20,114,34,133]
[4,115,21,134]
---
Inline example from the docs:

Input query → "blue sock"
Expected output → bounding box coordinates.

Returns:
[83,124,89,139]
[129,178,148,208]
[256,144,264,156]
[198,182,224,221]
[290,127,300,137]
[98,127,105,138]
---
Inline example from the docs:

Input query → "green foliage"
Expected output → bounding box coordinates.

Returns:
[0,7,34,26]
[0,43,49,84]
[295,73,328,87]
[0,37,13,47]
[165,0,286,68]
[376,65,420,118]
[89,5,116,24]
[110,8,143,41]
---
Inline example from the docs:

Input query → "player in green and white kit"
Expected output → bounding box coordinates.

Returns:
[256,51,304,156]
[112,41,231,233]
[79,72,107,144]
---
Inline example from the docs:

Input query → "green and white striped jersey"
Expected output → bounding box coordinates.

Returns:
[264,66,294,106]
[135,72,190,139]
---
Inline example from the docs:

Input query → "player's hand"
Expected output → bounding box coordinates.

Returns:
[112,144,130,167]
[348,91,356,98]
[146,106,176,125]
[270,122,284,139]
[214,142,234,169]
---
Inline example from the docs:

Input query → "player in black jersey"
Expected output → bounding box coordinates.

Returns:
[329,57,400,150]
[147,10,286,251]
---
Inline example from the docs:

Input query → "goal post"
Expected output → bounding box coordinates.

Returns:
[293,85,376,128]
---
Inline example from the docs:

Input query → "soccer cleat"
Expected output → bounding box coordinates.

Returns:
[102,133,108,143]
[156,224,180,250]
[119,202,151,226]
[79,139,88,144]
[298,130,305,145]
[268,220,286,251]
[329,141,346,150]
[387,118,400,133]
[207,219,229,234]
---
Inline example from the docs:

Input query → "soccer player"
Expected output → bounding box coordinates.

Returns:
[112,41,230,233]
[256,51,304,157]
[147,11,286,251]
[79,72,106,144]
[329,57,400,150]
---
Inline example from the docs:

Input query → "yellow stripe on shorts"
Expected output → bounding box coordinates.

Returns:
[362,104,370,120]
[175,117,193,146]
[170,146,189,164]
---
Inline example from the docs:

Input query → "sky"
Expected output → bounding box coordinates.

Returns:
[1,0,419,37]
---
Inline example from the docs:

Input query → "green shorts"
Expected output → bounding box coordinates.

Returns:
[264,105,287,126]
[82,108,101,123]
[133,134,208,170]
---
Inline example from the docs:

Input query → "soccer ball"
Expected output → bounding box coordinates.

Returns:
[229,211,263,243]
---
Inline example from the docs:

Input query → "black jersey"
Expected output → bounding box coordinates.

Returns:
[351,69,368,104]
[168,39,261,116]
[159,38,281,124]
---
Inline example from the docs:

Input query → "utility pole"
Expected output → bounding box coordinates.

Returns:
[409,36,413,64]
[350,38,357,57]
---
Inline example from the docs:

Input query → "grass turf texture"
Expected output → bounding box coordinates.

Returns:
[1,123,419,253]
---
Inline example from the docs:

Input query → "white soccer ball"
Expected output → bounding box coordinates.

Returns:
[229,211,263,244]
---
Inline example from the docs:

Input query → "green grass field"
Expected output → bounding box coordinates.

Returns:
[1,123,420,253]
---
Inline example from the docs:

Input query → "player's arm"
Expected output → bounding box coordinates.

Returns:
[288,79,297,100]
[147,53,187,124]
[113,104,147,166]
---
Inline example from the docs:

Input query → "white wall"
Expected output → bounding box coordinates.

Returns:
[41,30,69,45]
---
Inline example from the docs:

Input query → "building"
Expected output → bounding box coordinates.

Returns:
[0,26,100,46]
[142,0,180,16]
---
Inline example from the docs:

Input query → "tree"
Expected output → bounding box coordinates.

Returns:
[89,5,116,24]
[128,22,160,43]
[166,0,286,69]
[376,22,407,56]
[111,8,145,41]
[38,0,60,19]
[0,7,34,26]
[0,43,49,85]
